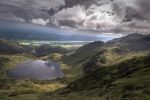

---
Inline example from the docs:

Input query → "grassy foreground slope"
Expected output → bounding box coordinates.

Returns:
[43,33,150,100]
[42,53,150,100]
[0,33,150,100]
[0,54,67,100]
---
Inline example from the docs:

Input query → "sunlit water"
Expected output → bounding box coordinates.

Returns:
[7,60,64,80]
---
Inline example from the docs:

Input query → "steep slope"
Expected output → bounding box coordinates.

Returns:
[0,33,150,100]
[57,33,150,83]
[62,41,105,81]
[55,53,150,100]
[64,33,150,65]
[62,33,150,80]
[49,33,150,100]
[63,41,105,65]
[107,33,150,52]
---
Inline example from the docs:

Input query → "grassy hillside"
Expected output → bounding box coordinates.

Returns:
[35,45,69,56]
[62,33,150,82]
[0,33,150,100]
[0,54,33,78]
[0,54,66,100]
[62,41,105,82]
[43,53,150,100]
[63,41,104,65]
[107,33,150,52]
[43,33,150,100]
[0,41,67,100]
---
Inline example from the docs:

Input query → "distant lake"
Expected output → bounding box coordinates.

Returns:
[7,60,64,80]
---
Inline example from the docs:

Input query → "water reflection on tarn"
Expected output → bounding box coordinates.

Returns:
[7,60,64,80]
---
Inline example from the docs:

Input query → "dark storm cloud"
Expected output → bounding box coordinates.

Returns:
[0,0,65,22]
[110,0,150,34]
[0,0,150,34]
[112,0,150,21]
[136,0,150,20]
[64,0,97,8]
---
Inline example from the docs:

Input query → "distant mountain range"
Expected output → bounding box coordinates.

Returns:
[64,33,150,65]
[0,22,117,41]
[0,39,28,54]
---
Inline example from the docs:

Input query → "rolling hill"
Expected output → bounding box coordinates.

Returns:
[0,33,150,100]
[49,33,150,100]
[0,39,29,54]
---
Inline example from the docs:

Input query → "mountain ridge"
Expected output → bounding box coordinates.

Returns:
[51,33,150,100]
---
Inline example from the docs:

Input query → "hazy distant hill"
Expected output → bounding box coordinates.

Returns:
[0,23,113,41]
[0,39,28,54]
[107,33,150,52]
[35,44,69,56]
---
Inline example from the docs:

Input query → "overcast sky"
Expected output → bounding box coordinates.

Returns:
[0,0,150,34]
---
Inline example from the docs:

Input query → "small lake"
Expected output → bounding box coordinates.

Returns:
[7,60,64,80]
